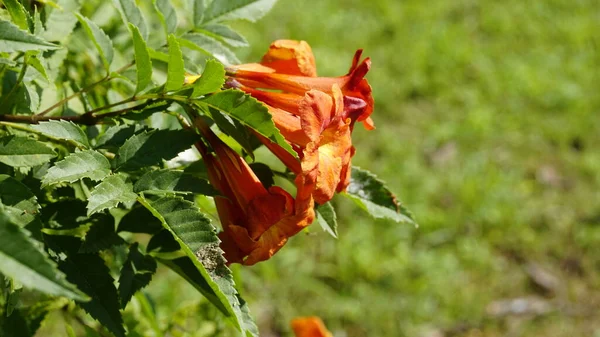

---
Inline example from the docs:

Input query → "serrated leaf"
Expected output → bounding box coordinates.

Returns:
[165,34,184,92]
[206,108,256,159]
[202,0,277,24]
[31,120,90,148]
[179,33,239,65]
[197,89,298,159]
[79,218,125,253]
[117,205,162,234]
[42,150,111,186]
[42,0,80,42]
[191,59,225,98]
[94,124,145,149]
[32,8,44,36]
[316,202,338,238]
[153,0,177,36]
[138,195,258,336]
[26,54,49,81]
[115,129,198,170]
[345,167,416,224]
[87,174,137,216]
[133,169,219,195]
[56,252,125,337]
[129,23,152,93]
[0,19,59,53]
[0,175,40,228]
[199,24,248,47]
[2,0,30,31]
[0,212,88,301]
[114,0,148,40]
[0,136,56,167]
[193,0,205,26]
[76,14,114,74]
[118,243,157,309]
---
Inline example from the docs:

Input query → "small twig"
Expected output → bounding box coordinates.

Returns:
[36,62,134,117]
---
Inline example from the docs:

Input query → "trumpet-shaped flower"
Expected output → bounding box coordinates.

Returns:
[229,79,353,204]
[195,120,315,265]
[227,40,374,130]
[291,317,333,337]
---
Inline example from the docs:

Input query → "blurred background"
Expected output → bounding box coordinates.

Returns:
[33,0,599,336]
[230,0,600,336]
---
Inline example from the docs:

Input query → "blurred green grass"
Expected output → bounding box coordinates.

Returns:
[230,0,600,336]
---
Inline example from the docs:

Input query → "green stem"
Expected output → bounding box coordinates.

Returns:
[36,62,134,117]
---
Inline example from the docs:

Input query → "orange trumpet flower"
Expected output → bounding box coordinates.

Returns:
[227,40,374,130]
[195,119,315,265]
[291,317,333,337]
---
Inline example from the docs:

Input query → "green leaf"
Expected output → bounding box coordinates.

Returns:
[128,23,153,93]
[56,252,125,337]
[133,169,219,196]
[153,0,177,36]
[191,59,225,98]
[42,150,111,187]
[94,124,145,149]
[42,0,80,42]
[165,34,184,92]
[118,243,157,309]
[79,217,125,253]
[199,24,249,47]
[179,33,239,65]
[0,19,59,53]
[202,0,277,24]
[86,174,137,216]
[2,0,31,31]
[117,205,162,234]
[0,136,56,167]
[115,129,198,170]
[0,212,88,301]
[316,202,338,238]
[205,108,256,159]
[344,167,416,224]
[26,54,49,81]
[0,175,40,228]
[75,14,114,74]
[114,0,148,40]
[193,0,205,26]
[31,120,90,148]
[139,196,258,336]
[198,89,298,159]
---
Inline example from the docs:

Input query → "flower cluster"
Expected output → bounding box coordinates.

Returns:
[194,40,373,265]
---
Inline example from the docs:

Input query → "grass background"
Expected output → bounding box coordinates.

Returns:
[31,0,599,336]
[231,0,600,336]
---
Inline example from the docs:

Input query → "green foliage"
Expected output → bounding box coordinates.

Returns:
[0,212,88,301]
[129,23,153,94]
[31,120,90,148]
[345,166,415,224]
[118,243,157,309]
[316,202,338,238]
[86,174,137,216]
[0,136,56,167]
[166,34,185,92]
[41,150,111,187]
[0,19,58,53]
[75,14,114,74]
